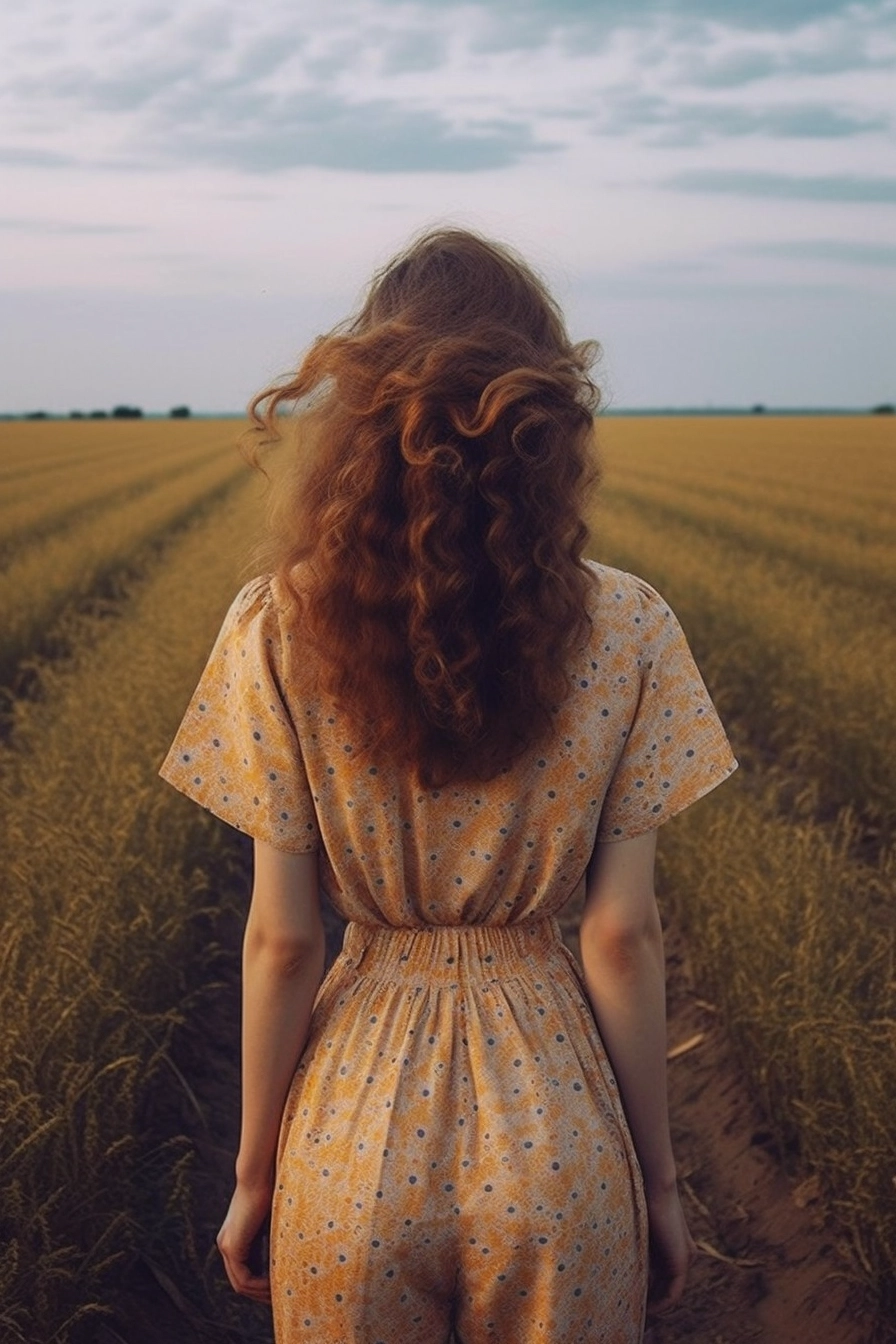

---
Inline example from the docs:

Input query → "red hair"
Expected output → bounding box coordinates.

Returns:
[248,228,600,786]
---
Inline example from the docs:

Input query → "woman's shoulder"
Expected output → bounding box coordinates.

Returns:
[582,559,668,616]
[224,571,303,625]
[213,575,275,639]
[212,574,303,659]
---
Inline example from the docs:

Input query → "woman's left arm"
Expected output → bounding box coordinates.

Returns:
[217,840,325,1302]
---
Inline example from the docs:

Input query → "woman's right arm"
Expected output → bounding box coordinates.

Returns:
[217,841,326,1301]
[579,829,695,1313]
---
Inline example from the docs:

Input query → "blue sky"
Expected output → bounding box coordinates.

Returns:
[1,0,894,411]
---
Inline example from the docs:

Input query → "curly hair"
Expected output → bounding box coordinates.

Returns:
[247,227,601,787]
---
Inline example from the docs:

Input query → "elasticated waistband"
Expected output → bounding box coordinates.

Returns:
[339,917,568,987]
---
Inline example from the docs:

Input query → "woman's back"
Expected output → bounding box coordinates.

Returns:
[162,562,733,931]
[161,227,737,1342]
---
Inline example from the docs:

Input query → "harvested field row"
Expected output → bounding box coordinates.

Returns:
[0,474,266,1344]
[0,422,192,482]
[0,421,240,509]
[0,449,245,689]
[654,775,896,1319]
[600,416,896,499]
[605,482,896,601]
[607,462,895,543]
[2,415,893,1337]
[0,442,237,563]
[589,491,896,839]
[592,416,895,1321]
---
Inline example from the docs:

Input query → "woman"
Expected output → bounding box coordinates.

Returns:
[161,227,736,1343]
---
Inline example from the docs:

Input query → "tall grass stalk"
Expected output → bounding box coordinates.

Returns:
[592,415,896,1315]
[656,778,896,1311]
[0,472,267,1343]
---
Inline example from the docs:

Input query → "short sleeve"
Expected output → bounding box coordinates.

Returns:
[596,576,737,842]
[159,577,321,852]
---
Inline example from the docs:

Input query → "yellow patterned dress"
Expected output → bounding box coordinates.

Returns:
[161,561,737,1344]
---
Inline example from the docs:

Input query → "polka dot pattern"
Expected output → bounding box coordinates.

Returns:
[160,561,737,1342]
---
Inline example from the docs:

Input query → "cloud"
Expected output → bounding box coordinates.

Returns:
[379,29,452,74]
[746,106,890,138]
[683,37,896,87]
[751,239,896,265]
[415,0,882,37]
[0,217,144,234]
[684,48,784,87]
[0,146,78,167]
[4,3,549,174]
[664,170,896,201]
[2,0,894,179]
[600,96,888,145]
[664,0,885,30]
[145,91,550,172]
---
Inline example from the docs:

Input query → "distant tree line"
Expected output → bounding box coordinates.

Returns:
[9,402,895,420]
[20,405,192,420]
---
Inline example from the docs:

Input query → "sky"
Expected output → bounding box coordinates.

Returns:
[1,0,894,413]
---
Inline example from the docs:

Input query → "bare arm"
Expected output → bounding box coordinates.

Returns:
[217,840,326,1301]
[580,829,694,1312]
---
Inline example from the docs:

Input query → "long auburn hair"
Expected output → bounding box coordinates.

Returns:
[248,227,600,786]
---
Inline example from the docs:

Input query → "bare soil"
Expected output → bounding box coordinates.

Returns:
[566,913,884,1344]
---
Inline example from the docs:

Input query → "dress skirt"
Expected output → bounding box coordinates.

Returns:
[271,918,648,1344]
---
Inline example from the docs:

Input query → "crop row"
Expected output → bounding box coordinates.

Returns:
[0,442,238,565]
[0,421,244,535]
[0,446,246,690]
[589,488,896,842]
[0,420,241,482]
[593,417,895,1315]
[0,424,171,487]
[599,415,896,501]
[606,458,895,544]
[604,481,896,605]
[3,416,892,1334]
[0,476,266,1344]
[655,775,895,1313]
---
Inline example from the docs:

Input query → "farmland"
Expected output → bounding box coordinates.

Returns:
[589,415,896,1318]
[1,414,894,1341]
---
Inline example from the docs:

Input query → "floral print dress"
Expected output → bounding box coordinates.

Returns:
[160,560,737,1344]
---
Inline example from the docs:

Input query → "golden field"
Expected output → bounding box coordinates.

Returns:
[590,416,896,1313]
[0,415,894,1341]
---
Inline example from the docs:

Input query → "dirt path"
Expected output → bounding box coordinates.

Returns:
[630,923,881,1344]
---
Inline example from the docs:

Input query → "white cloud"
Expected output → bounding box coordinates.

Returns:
[3,0,892,174]
[0,0,894,408]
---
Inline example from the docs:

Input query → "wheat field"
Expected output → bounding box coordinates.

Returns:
[0,414,893,1341]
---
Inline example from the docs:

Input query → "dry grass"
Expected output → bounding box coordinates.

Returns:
[0,451,269,1343]
[591,426,896,839]
[2,414,894,1336]
[0,440,232,562]
[657,778,896,1303]
[0,426,244,688]
[590,413,896,1318]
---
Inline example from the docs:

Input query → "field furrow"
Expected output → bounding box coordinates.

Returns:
[654,774,896,1312]
[600,415,896,498]
[0,450,245,688]
[0,419,242,486]
[589,416,896,1318]
[605,463,895,543]
[604,483,896,609]
[0,424,165,481]
[0,443,238,563]
[1,414,894,1335]
[589,491,896,839]
[0,473,265,1344]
